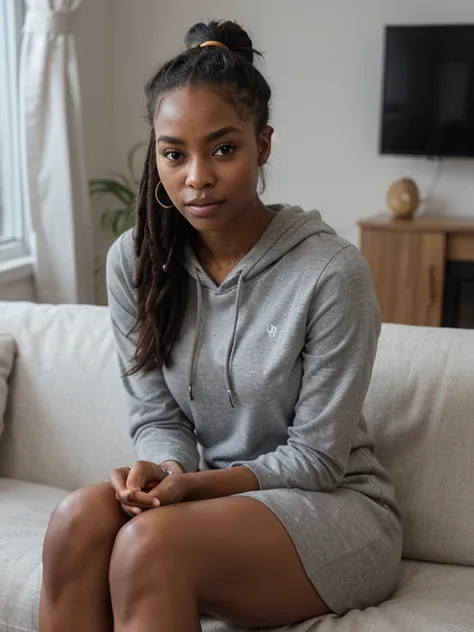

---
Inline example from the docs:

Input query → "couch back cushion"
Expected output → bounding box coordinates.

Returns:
[0,302,134,489]
[1,303,473,566]
[364,324,474,566]
[0,334,16,442]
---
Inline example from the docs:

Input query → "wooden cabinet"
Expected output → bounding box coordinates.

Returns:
[359,216,474,327]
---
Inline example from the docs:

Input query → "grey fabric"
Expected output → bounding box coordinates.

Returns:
[363,324,474,566]
[106,205,402,614]
[0,478,68,632]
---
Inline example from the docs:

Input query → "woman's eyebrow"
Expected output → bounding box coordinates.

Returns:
[157,134,184,145]
[206,126,243,142]
[157,126,243,145]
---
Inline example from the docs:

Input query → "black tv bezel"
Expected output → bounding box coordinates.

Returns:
[379,23,474,159]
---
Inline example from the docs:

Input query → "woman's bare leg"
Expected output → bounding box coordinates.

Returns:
[39,482,128,632]
[109,496,330,632]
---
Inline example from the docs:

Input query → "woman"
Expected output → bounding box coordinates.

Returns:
[39,19,402,632]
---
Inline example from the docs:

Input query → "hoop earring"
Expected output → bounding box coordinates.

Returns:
[155,181,174,209]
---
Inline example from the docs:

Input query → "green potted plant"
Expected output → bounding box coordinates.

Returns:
[89,142,146,236]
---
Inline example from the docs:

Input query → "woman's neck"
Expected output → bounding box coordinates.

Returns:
[197,199,276,272]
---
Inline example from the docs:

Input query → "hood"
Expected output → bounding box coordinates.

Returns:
[181,205,336,407]
[182,205,336,291]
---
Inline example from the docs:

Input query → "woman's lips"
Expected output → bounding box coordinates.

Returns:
[186,201,224,218]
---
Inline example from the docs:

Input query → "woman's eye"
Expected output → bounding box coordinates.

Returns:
[164,150,183,161]
[215,144,235,157]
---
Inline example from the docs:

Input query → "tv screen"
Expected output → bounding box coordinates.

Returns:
[380,25,474,157]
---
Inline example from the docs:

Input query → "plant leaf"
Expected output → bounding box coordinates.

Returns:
[100,213,109,229]
[89,179,135,206]
[90,141,145,234]
[117,212,134,235]
[111,213,121,236]
[101,210,118,230]
[101,208,134,237]
[109,172,134,190]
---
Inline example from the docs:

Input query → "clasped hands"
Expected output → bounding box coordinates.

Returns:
[109,460,188,518]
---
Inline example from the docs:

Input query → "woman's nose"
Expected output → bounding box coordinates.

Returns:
[185,158,216,189]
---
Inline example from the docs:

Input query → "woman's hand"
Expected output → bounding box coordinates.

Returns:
[109,461,166,517]
[133,473,190,508]
[109,461,188,517]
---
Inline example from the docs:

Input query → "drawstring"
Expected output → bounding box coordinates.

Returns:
[224,273,244,408]
[188,272,203,401]
[187,271,244,408]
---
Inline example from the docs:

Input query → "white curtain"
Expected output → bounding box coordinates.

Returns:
[20,0,94,304]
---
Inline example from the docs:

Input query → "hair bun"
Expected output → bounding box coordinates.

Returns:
[184,20,256,64]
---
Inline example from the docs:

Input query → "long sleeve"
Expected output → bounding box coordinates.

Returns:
[106,232,200,473]
[233,245,381,492]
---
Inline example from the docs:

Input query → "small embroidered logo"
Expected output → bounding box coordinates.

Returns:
[266,324,278,338]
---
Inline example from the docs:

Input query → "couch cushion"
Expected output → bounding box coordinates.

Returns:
[298,561,474,632]
[1,477,472,632]
[364,324,474,566]
[0,477,68,632]
[0,302,135,490]
[0,334,15,443]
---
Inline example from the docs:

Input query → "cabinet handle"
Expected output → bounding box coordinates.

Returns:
[427,265,436,307]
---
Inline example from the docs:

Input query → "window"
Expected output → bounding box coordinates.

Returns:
[0,0,27,263]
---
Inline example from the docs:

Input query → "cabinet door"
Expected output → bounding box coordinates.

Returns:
[360,230,446,326]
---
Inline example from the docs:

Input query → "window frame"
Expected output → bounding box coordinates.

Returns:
[0,0,28,264]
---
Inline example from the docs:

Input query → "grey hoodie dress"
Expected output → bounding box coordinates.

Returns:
[106,204,402,616]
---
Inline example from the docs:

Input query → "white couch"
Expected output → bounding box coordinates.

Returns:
[0,301,473,632]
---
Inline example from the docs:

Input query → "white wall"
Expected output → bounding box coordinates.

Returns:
[0,277,36,302]
[76,0,114,303]
[112,0,474,244]
[76,0,114,186]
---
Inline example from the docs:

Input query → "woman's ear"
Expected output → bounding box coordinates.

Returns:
[258,126,274,167]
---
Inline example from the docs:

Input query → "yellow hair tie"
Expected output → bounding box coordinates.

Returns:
[199,40,229,50]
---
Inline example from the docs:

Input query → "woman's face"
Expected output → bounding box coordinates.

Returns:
[153,85,273,232]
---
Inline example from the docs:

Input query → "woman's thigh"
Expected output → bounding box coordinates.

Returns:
[110,495,330,628]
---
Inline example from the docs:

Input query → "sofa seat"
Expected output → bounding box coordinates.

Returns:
[310,561,474,632]
[0,478,68,632]
[1,476,473,632]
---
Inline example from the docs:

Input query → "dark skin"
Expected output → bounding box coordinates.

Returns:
[156,84,276,284]
[39,85,331,632]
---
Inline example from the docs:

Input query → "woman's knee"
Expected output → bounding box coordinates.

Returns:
[42,482,124,591]
[109,508,190,603]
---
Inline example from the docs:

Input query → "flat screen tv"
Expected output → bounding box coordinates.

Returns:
[380,25,474,157]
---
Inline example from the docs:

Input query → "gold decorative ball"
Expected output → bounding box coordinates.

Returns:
[387,178,420,219]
